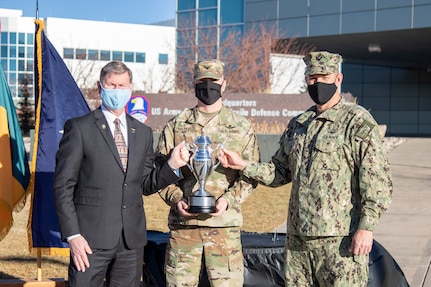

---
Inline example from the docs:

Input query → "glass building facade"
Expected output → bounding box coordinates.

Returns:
[177,0,431,136]
[0,30,34,98]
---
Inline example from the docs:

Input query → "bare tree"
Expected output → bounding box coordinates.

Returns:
[176,21,314,94]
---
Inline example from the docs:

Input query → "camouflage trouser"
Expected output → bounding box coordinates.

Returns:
[165,226,243,287]
[284,235,368,287]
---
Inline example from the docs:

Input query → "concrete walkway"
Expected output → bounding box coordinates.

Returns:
[374,138,431,287]
[273,137,431,286]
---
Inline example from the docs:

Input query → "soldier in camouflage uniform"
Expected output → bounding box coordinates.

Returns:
[218,51,393,287]
[156,59,259,287]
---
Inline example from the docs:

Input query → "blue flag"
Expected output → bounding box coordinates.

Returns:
[0,65,30,241]
[29,19,90,254]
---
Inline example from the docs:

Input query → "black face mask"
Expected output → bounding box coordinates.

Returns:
[307,82,337,105]
[195,80,222,105]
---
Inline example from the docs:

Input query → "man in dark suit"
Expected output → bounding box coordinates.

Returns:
[54,61,189,287]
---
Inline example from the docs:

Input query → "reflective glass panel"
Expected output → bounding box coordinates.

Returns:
[199,8,217,26]
[113,51,123,61]
[136,52,146,63]
[27,47,33,58]
[178,0,196,10]
[1,33,7,44]
[76,49,86,60]
[1,45,8,57]
[124,52,134,62]
[9,46,17,58]
[100,50,111,61]
[220,0,244,24]
[199,0,217,8]
[27,33,34,45]
[159,53,168,64]
[9,33,17,44]
[19,33,25,44]
[88,49,98,60]
[18,46,25,58]
[64,48,74,59]
[178,11,196,28]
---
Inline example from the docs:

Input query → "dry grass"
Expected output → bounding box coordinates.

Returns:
[145,184,291,233]
[0,184,291,281]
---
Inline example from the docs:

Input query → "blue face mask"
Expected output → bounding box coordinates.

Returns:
[100,85,131,110]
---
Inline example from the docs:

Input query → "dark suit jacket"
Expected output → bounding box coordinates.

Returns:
[54,109,179,250]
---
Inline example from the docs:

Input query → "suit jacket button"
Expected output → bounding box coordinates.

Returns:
[123,183,127,187]
[122,205,126,209]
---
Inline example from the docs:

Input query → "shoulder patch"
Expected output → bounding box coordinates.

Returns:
[355,119,374,139]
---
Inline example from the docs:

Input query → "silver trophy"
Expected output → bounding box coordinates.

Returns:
[187,133,222,214]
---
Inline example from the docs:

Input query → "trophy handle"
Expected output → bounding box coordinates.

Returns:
[210,143,224,171]
[184,142,197,175]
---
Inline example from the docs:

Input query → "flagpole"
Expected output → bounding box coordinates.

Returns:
[35,0,39,19]
[35,0,43,283]
[37,249,42,281]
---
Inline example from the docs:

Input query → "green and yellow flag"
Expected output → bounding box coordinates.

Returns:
[0,65,31,241]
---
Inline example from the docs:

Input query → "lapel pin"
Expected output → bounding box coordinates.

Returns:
[131,128,136,134]
[102,124,106,129]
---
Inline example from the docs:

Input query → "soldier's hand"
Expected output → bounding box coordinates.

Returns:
[217,148,246,171]
[350,229,373,255]
[210,197,228,217]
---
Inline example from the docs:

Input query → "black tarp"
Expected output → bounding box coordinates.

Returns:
[143,231,409,287]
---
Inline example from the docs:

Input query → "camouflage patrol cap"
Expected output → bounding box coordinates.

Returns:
[194,59,225,80]
[303,51,342,75]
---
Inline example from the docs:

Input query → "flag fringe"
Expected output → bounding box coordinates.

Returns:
[30,247,70,257]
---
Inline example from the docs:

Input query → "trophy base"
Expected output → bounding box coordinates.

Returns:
[188,205,216,214]
[188,194,216,214]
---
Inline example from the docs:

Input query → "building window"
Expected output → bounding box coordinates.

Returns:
[136,52,146,63]
[88,49,98,60]
[159,53,168,64]
[178,0,196,10]
[101,50,111,61]
[9,46,17,58]
[76,49,86,60]
[27,47,33,58]
[1,33,8,44]
[18,33,26,45]
[113,51,123,61]
[18,60,25,71]
[27,33,34,45]
[18,46,25,58]
[1,59,7,71]
[199,8,217,26]
[9,32,17,44]
[178,11,196,28]
[64,48,74,59]
[9,59,16,70]
[220,0,244,24]
[199,0,217,8]
[27,60,33,72]
[124,52,134,62]
[1,45,8,57]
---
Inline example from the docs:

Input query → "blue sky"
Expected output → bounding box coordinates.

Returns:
[0,0,176,25]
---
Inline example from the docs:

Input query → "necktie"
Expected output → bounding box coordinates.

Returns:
[114,118,128,171]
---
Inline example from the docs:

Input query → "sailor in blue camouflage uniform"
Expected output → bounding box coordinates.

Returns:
[218,51,393,287]
[156,59,259,287]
